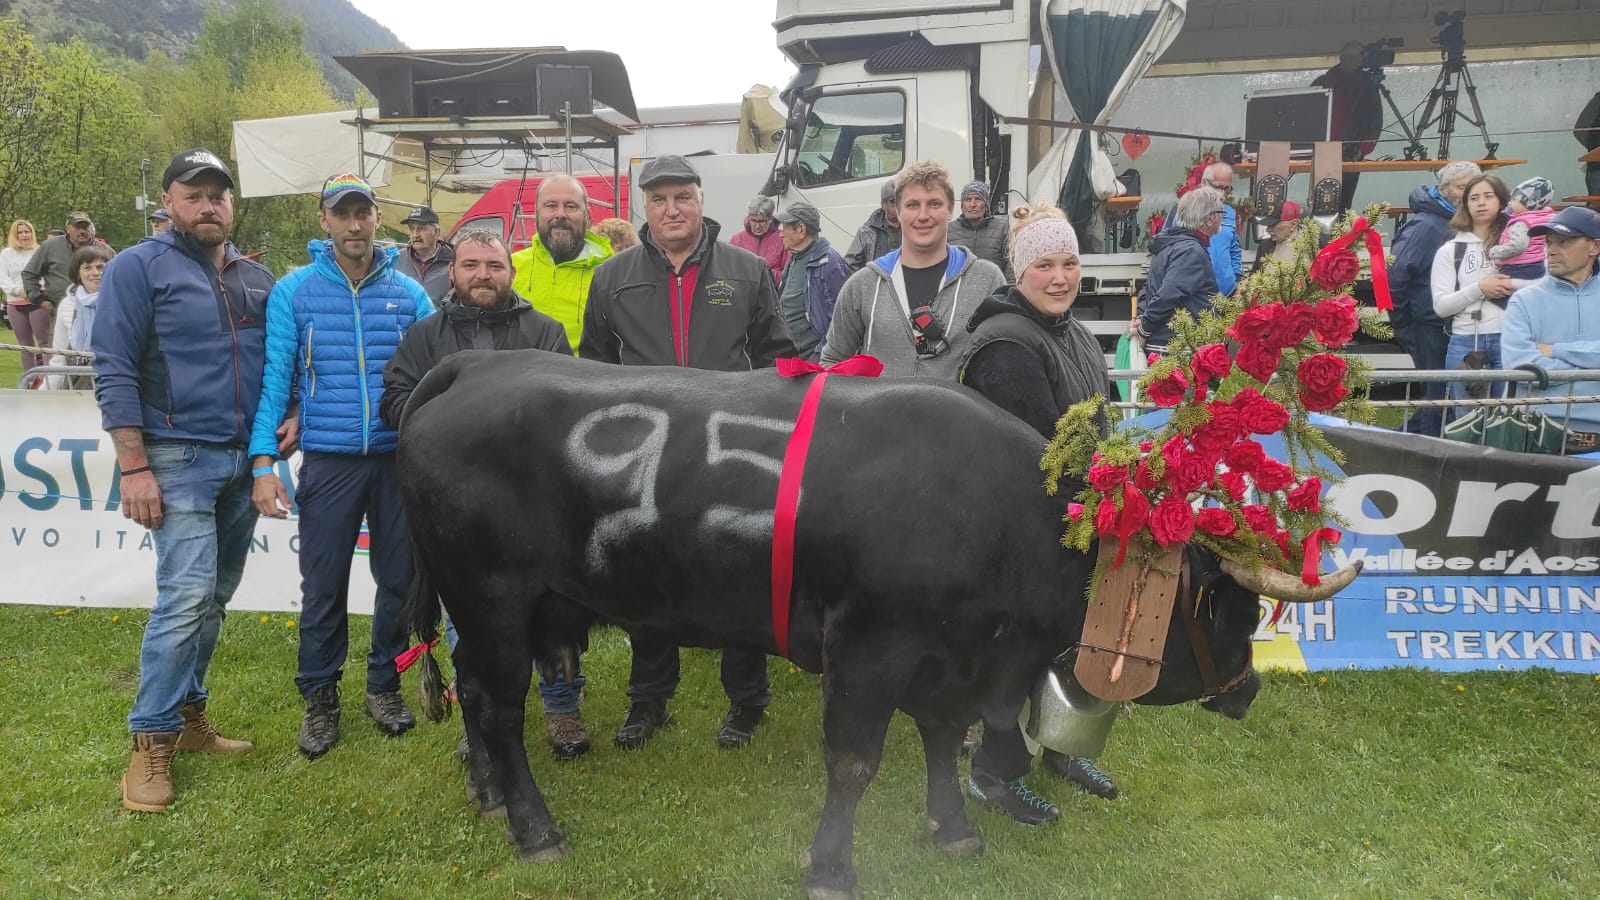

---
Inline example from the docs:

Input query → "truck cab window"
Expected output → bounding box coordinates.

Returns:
[793,91,905,187]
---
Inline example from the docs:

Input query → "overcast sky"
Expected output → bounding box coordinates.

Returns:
[344,0,798,109]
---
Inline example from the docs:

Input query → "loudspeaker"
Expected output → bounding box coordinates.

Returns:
[375,66,416,118]
[537,65,593,117]
[485,82,535,116]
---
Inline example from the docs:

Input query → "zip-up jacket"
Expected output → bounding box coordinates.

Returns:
[820,244,1006,378]
[510,230,612,352]
[1501,263,1600,434]
[1390,185,1457,331]
[777,236,852,360]
[1137,228,1217,349]
[249,240,434,459]
[948,215,1013,281]
[579,218,795,370]
[393,240,455,303]
[92,229,274,443]
[380,290,570,430]
[729,217,789,285]
[844,208,901,271]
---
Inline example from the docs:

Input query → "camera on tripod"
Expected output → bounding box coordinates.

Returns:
[1360,37,1403,83]
[1432,10,1467,63]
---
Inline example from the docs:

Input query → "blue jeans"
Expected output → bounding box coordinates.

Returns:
[127,442,259,733]
[294,452,412,698]
[443,616,584,714]
[1443,331,1504,416]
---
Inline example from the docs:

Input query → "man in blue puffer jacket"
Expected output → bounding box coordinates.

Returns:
[247,173,434,759]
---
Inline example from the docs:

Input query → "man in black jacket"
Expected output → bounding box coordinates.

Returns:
[580,154,795,751]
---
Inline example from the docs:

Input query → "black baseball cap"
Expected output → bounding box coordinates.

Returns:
[162,148,234,190]
[638,155,701,189]
[1528,206,1600,240]
[401,206,440,226]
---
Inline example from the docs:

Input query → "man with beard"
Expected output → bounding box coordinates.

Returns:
[393,206,453,303]
[248,173,435,760]
[510,174,613,352]
[379,230,591,758]
[581,154,794,751]
[92,148,281,813]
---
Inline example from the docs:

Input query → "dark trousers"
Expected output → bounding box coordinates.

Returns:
[973,722,1034,781]
[626,638,772,709]
[1402,322,1450,437]
[294,451,413,698]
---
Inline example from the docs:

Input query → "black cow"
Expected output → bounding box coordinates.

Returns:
[398,350,1356,899]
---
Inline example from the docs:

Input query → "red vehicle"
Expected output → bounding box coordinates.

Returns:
[448,174,628,252]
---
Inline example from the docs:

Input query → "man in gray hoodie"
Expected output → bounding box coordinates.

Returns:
[821,161,1007,377]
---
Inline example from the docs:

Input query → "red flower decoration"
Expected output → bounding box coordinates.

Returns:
[1287,476,1324,513]
[1147,368,1189,408]
[1242,504,1278,535]
[1235,340,1283,383]
[1134,459,1162,491]
[1312,295,1360,348]
[1168,451,1216,495]
[1190,403,1241,457]
[1229,304,1278,344]
[1192,343,1233,381]
[1224,439,1268,474]
[1160,434,1188,471]
[1149,494,1196,546]
[1300,383,1350,412]
[1240,395,1291,435]
[1253,458,1296,493]
[1197,507,1237,537]
[1087,463,1128,492]
[1268,303,1315,349]
[1309,247,1360,290]
[1297,353,1348,393]
[1218,470,1249,500]
[1095,497,1119,534]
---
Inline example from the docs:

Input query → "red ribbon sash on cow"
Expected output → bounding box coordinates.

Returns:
[1312,216,1392,311]
[771,355,885,657]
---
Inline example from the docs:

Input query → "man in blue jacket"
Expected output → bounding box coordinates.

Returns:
[1388,161,1481,435]
[1136,186,1224,355]
[93,148,280,813]
[248,173,435,759]
[1164,164,1240,296]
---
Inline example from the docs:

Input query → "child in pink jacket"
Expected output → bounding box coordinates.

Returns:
[1489,177,1555,280]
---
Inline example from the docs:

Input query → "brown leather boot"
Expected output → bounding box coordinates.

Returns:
[121,732,179,813]
[177,700,253,754]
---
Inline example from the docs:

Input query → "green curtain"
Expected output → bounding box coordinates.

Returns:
[1050,9,1160,231]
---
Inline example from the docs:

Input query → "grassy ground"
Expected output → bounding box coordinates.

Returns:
[1,338,23,387]
[1,605,1596,899]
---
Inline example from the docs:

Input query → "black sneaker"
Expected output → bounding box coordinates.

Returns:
[613,700,673,750]
[298,683,341,760]
[967,767,1061,826]
[715,704,766,749]
[365,690,416,737]
[1043,751,1119,799]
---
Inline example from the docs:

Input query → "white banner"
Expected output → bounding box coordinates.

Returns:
[0,390,376,613]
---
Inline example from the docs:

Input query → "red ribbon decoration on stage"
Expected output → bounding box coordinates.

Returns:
[771,355,885,657]
[1300,527,1343,586]
[1314,216,1393,311]
[393,639,437,674]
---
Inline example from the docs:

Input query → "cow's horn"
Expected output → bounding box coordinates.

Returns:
[1220,558,1364,603]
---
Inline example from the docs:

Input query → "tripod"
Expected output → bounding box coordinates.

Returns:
[1414,53,1499,160]
[1372,78,1430,160]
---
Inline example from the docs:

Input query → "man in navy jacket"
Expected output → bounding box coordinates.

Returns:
[94,149,279,813]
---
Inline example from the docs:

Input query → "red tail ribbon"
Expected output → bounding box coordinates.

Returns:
[394,639,437,674]
[1317,216,1392,311]
[771,355,884,657]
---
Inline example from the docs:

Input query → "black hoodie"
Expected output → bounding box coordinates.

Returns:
[959,287,1110,440]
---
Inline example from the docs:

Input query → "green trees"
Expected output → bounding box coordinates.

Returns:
[3,0,347,273]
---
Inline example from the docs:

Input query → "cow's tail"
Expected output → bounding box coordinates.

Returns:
[404,560,452,723]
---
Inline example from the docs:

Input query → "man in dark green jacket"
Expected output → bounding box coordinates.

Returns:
[580,154,795,752]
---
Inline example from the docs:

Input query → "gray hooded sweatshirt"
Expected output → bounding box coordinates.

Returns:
[819,244,1007,379]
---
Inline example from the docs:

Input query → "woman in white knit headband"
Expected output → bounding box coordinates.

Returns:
[957,202,1121,824]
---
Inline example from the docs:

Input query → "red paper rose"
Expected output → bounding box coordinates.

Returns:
[1297,353,1348,393]
[1147,368,1189,408]
[1192,343,1233,381]
[1134,460,1161,491]
[1312,295,1360,348]
[1300,383,1350,412]
[1310,247,1360,290]
[1160,434,1188,472]
[1229,304,1278,343]
[1149,494,1196,546]
[1168,451,1217,495]
[1253,458,1296,493]
[1197,507,1237,537]
[1287,476,1324,513]
[1120,486,1151,532]
[1274,529,1293,559]
[1269,303,1315,349]
[1240,395,1291,435]
[1235,340,1283,383]
[1190,403,1241,456]
[1095,497,1119,534]
[1087,463,1128,491]
[1218,470,1249,500]
[1224,439,1268,473]
[1242,504,1278,535]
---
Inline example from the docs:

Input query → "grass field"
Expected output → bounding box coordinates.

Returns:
[1,338,24,387]
[1,605,1596,899]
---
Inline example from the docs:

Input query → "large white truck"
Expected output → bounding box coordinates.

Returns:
[760,0,1185,351]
